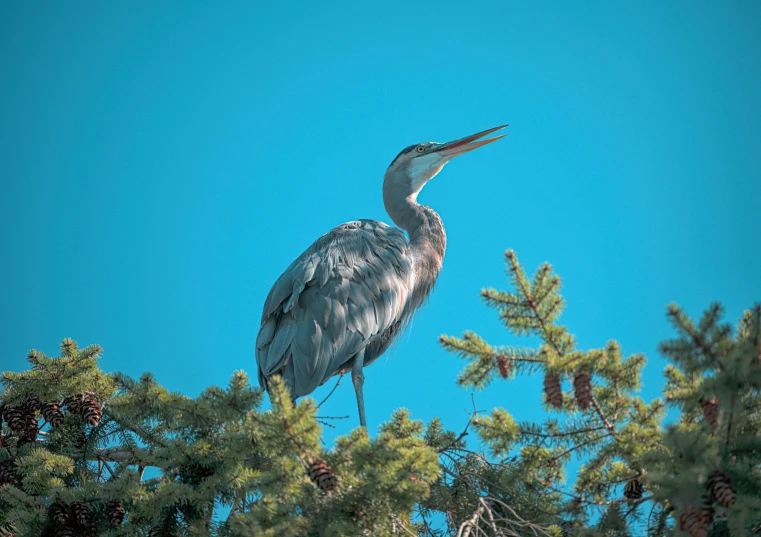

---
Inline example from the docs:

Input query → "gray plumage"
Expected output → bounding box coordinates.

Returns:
[256,125,507,427]
[257,220,414,396]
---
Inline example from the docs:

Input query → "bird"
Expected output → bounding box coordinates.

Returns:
[255,125,507,427]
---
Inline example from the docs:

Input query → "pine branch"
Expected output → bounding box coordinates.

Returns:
[550,433,614,463]
[519,425,606,439]
[505,251,617,439]
[86,446,154,465]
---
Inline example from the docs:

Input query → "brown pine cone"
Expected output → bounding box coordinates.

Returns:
[573,366,592,410]
[106,499,126,526]
[624,478,644,500]
[80,394,102,427]
[707,470,736,508]
[307,458,338,493]
[18,413,39,445]
[496,355,510,379]
[3,405,26,433]
[24,394,42,413]
[48,499,69,527]
[698,502,714,527]
[0,459,17,486]
[63,394,84,417]
[699,397,719,432]
[69,501,89,527]
[679,505,708,537]
[544,372,563,409]
[42,402,65,428]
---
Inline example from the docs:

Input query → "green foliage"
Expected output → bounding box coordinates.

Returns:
[643,303,761,537]
[0,341,439,536]
[439,250,761,537]
[2,252,758,537]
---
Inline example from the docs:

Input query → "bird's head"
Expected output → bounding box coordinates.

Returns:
[384,125,508,197]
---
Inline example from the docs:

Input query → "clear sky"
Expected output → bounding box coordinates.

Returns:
[1,2,759,445]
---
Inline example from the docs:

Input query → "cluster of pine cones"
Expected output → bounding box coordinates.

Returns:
[0,392,103,494]
[0,396,42,446]
[41,499,125,537]
[543,366,591,410]
[676,395,733,537]
[0,392,102,443]
[679,470,737,537]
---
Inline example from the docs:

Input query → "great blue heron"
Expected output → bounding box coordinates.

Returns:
[256,125,507,427]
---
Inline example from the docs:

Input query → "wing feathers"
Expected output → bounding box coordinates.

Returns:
[261,314,297,375]
[255,220,413,397]
[256,316,277,350]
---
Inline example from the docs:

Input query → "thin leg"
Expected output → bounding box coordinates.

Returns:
[351,350,367,428]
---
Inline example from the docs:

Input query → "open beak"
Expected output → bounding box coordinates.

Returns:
[434,125,508,158]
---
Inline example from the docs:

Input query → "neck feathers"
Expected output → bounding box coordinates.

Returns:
[383,171,446,311]
[407,204,446,311]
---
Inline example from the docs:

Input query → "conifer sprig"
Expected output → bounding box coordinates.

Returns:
[438,332,540,389]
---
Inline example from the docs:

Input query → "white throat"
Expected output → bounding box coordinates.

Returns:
[407,153,448,194]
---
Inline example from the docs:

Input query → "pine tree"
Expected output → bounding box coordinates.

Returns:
[438,250,761,536]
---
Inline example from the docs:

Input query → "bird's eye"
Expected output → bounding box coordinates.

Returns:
[416,145,425,153]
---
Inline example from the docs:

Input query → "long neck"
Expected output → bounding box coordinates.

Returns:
[383,178,447,311]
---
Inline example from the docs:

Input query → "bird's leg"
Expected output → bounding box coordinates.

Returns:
[351,350,367,428]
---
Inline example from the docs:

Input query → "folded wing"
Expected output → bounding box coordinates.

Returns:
[256,220,414,397]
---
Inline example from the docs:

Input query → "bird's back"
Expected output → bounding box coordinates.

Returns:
[256,219,414,397]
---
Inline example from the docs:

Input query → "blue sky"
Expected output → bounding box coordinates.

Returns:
[1,2,759,447]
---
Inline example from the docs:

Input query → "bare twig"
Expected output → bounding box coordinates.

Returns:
[457,503,484,537]
[316,373,345,409]
[439,415,475,454]
[480,497,501,536]
[315,415,350,429]
[392,514,419,536]
[455,495,556,537]
[483,496,555,536]
[82,446,154,465]
[550,432,614,462]
[102,460,117,480]
[519,425,604,439]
